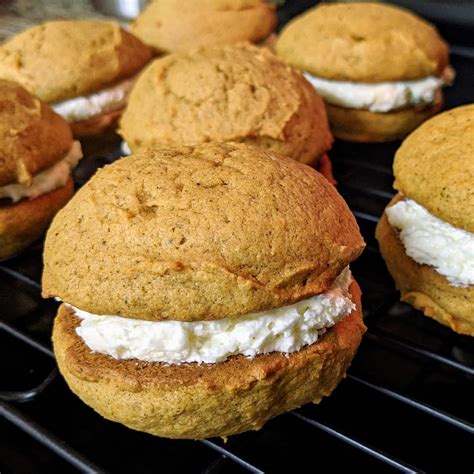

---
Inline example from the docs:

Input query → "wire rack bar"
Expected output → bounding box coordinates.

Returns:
[451,45,474,59]
[0,368,58,403]
[338,182,395,200]
[0,400,104,473]
[201,454,228,474]
[337,159,393,175]
[291,412,420,473]
[353,211,381,224]
[199,439,264,474]
[365,331,474,376]
[1,321,54,357]
[348,375,474,434]
[0,265,41,290]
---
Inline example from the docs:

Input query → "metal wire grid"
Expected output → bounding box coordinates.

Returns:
[1,51,474,474]
[5,289,471,474]
[1,153,473,472]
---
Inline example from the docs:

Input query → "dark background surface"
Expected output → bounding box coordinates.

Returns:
[1,1,473,473]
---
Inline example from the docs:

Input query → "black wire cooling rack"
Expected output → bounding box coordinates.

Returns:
[1,13,474,474]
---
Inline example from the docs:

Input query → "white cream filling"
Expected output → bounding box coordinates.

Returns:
[386,199,474,287]
[304,68,452,112]
[0,141,83,203]
[72,267,355,365]
[120,140,131,156]
[52,77,136,122]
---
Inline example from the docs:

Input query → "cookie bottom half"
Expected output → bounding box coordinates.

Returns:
[53,281,365,439]
[0,177,74,260]
[376,207,474,336]
[326,99,443,143]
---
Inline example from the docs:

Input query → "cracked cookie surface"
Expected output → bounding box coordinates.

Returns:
[0,20,152,103]
[42,142,364,321]
[132,0,277,54]
[276,2,448,82]
[119,44,332,165]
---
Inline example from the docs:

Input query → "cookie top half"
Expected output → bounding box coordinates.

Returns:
[0,20,152,103]
[394,104,474,232]
[0,80,72,187]
[276,2,449,82]
[132,0,277,53]
[119,44,332,164]
[42,142,364,322]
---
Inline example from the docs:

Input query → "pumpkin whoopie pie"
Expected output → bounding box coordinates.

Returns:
[44,142,366,439]
[376,105,474,336]
[0,80,82,260]
[0,20,152,137]
[131,0,277,54]
[276,2,454,142]
[119,44,333,171]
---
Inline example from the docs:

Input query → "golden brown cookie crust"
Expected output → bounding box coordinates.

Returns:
[393,104,474,232]
[70,108,123,138]
[376,201,474,336]
[131,0,277,54]
[52,280,365,439]
[119,44,332,165]
[0,20,152,103]
[42,143,364,321]
[0,177,74,260]
[0,80,73,187]
[325,99,443,143]
[275,2,449,82]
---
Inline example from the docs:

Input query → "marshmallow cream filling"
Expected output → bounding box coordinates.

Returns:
[72,267,355,365]
[386,198,474,287]
[303,69,452,113]
[52,77,136,122]
[0,141,83,203]
[121,141,131,156]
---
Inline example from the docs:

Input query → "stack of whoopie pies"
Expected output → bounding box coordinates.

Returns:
[0,0,470,444]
